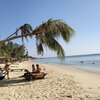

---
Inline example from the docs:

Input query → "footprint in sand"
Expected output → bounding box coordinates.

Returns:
[67,95,72,98]
[88,87,92,89]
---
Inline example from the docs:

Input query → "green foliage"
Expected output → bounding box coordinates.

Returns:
[34,19,74,59]
[20,24,33,43]
[0,42,28,58]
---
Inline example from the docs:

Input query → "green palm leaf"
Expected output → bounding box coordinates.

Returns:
[20,24,33,43]
[34,19,74,59]
[33,19,74,42]
[36,33,65,59]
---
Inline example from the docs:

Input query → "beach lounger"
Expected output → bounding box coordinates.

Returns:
[22,69,48,80]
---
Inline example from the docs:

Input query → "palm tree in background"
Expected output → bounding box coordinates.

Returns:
[0,19,75,59]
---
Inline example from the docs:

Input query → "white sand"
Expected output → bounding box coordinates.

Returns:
[0,60,100,100]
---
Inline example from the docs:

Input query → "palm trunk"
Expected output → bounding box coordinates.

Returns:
[6,28,20,39]
[0,30,43,43]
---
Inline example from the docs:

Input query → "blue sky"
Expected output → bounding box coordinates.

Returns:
[0,0,100,57]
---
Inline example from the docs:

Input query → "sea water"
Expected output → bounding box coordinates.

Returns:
[36,54,100,73]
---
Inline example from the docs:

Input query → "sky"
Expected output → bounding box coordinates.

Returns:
[0,0,100,57]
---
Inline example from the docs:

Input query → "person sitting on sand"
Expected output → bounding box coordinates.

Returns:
[23,64,42,76]
[3,59,10,79]
[32,64,36,72]
[35,64,41,73]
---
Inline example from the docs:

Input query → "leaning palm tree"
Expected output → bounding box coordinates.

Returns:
[0,19,75,59]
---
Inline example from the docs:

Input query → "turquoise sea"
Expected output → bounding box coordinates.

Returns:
[36,54,100,73]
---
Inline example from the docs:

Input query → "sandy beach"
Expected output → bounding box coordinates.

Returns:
[0,60,100,100]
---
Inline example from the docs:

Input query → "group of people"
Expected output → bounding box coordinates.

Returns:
[25,64,41,73]
[31,64,41,73]
[0,58,45,80]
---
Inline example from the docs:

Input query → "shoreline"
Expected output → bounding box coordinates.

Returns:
[48,63,100,75]
[39,63,100,83]
[0,60,100,100]
[38,62,100,96]
[36,61,100,75]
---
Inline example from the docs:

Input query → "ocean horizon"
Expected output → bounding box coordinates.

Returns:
[36,53,100,73]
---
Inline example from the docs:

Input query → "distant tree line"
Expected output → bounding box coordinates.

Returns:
[0,41,28,59]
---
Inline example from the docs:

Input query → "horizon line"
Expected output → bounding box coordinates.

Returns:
[37,53,100,59]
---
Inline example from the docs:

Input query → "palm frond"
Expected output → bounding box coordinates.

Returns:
[34,19,75,42]
[33,19,74,59]
[20,24,33,43]
[36,33,65,59]
[36,41,44,55]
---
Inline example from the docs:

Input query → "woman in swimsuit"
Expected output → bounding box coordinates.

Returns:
[3,59,10,79]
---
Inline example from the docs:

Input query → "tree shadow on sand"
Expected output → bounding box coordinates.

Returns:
[0,77,33,87]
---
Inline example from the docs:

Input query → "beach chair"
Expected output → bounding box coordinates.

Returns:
[22,69,48,80]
